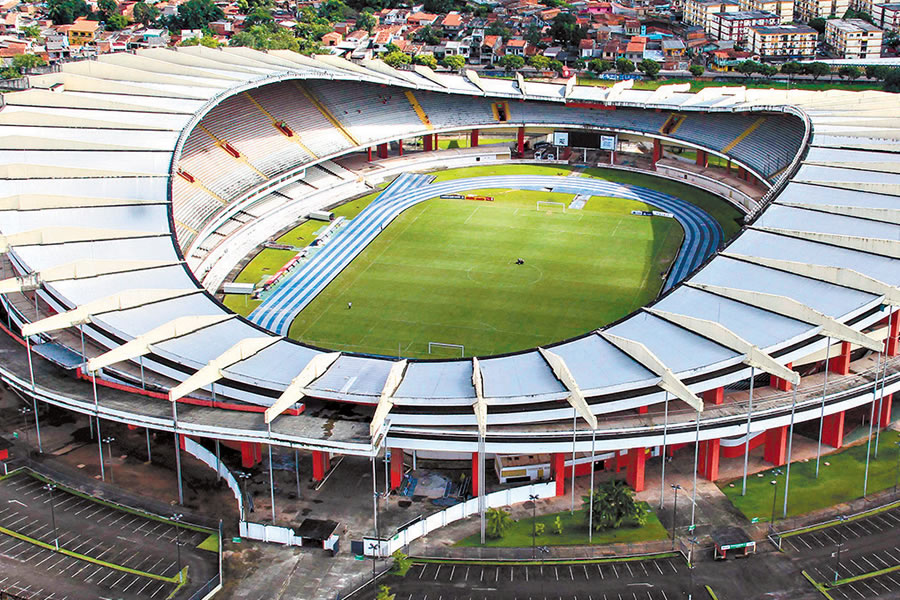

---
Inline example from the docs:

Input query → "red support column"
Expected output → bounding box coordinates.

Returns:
[178,434,185,451]
[626,448,647,492]
[822,411,845,448]
[614,450,623,473]
[764,426,788,466]
[702,387,724,406]
[771,363,793,392]
[424,135,433,152]
[367,147,372,161]
[471,452,479,496]
[240,442,260,468]
[377,143,388,159]
[880,394,894,428]
[397,139,403,156]
[696,149,708,167]
[726,158,732,172]
[651,138,661,168]
[312,450,330,481]
[517,126,525,155]
[637,405,648,415]
[470,128,479,147]
[888,313,899,357]
[829,342,851,376]
[552,453,565,497]
[390,448,404,490]
[432,133,438,150]
[699,439,720,481]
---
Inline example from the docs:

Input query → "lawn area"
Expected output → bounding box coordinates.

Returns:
[436,136,514,150]
[429,164,579,182]
[582,167,743,239]
[455,502,668,547]
[288,185,683,357]
[222,188,385,316]
[721,429,900,523]
[576,77,884,93]
[674,150,731,169]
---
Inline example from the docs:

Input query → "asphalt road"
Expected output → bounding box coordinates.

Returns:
[0,470,218,599]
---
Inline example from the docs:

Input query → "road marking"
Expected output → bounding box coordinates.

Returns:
[434,565,441,581]
[8,500,26,508]
[654,561,664,575]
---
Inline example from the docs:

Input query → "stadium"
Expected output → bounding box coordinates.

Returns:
[1,46,898,553]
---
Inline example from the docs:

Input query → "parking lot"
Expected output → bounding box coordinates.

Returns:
[0,469,218,599]
[366,556,692,599]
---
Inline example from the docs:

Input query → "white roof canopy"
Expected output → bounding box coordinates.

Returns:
[370,360,407,437]
[0,227,163,252]
[0,259,179,294]
[168,336,280,402]
[265,352,340,425]
[538,347,598,429]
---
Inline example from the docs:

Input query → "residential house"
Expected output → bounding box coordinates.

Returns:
[684,0,739,29]
[66,17,98,46]
[407,11,438,26]
[505,38,528,55]
[825,18,883,58]
[322,31,342,46]
[749,23,817,60]
[441,11,464,34]
[477,33,502,63]
[710,10,779,43]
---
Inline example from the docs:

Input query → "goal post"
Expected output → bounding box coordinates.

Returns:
[428,342,465,357]
[536,201,566,213]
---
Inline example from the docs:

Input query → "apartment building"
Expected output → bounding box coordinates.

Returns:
[750,23,818,59]
[684,0,740,28]
[738,0,794,23]
[794,0,849,21]
[825,18,883,58]
[872,3,900,31]
[711,10,780,42]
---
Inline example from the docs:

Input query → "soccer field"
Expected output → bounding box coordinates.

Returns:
[287,188,684,358]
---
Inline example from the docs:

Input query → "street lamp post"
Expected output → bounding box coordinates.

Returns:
[894,440,900,496]
[236,471,252,519]
[44,483,58,550]
[368,542,379,582]
[529,493,539,559]
[102,437,115,483]
[19,406,31,443]
[171,513,183,584]
[670,484,682,551]
[769,471,782,528]
[833,515,847,583]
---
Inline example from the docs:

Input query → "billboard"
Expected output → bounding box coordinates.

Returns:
[553,132,569,146]
[600,135,617,151]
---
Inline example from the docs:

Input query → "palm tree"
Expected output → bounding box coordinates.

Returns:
[583,480,645,531]
[485,507,513,539]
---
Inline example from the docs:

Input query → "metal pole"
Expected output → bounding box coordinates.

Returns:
[783,387,797,518]
[214,439,220,480]
[875,310,891,458]
[25,337,42,453]
[172,514,183,584]
[691,410,700,528]
[770,478,779,526]
[104,437,115,483]
[79,325,85,363]
[571,408,576,513]
[863,368,879,497]
[46,484,58,550]
[139,356,146,390]
[295,449,301,498]
[268,439,276,522]
[479,433,486,545]
[742,366,755,496]
[671,485,680,551]
[89,415,94,440]
[147,429,153,463]
[371,456,379,542]
[588,428,595,544]
[816,337,831,478]
[659,391,669,510]
[96,417,105,482]
[172,401,184,505]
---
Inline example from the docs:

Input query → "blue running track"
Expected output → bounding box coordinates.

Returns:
[249,173,723,335]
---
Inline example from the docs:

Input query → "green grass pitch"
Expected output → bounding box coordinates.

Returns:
[225,165,740,359]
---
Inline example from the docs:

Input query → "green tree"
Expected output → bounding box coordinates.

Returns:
[688,64,704,77]
[780,61,803,76]
[413,24,440,44]
[498,53,524,72]
[549,12,584,47]
[318,0,349,21]
[884,69,900,92]
[22,25,42,38]
[866,64,892,80]
[441,54,465,72]
[97,0,116,19]
[391,550,412,575]
[375,585,395,600]
[423,0,454,13]
[356,9,376,33]
[573,57,585,70]
[47,0,90,25]
[838,65,862,80]
[169,0,223,30]
[524,23,542,46]
[486,22,512,41]
[548,58,564,74]
[886,30,900,49]
[383,50,411,67]
[808,17,826,33]
[736,59,759,77]
[485,507,513,539]
[803,61,831,80]
[552,515,564,535]
[534,522,545,537]
[589,58,611,73]
[2,53,46,78]
[132,1,159,25]
[638,58,660,79]
[413,53,437,68]
[528,54,551,70]
[244,7,274,29]
[583,480,646,531]
[105,13,128,29]
[615,57,634,74]
[759,63,777,78]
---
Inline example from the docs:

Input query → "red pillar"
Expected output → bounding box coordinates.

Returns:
[879,394,893,428]
[651,138,661,167]
[397,139,403,156]
[829,342,851,376]
[377,143,388,159]
[241,442,261,468]
[312,450,330,481]
[517,126,525,154]
[552,453,565,497]
[764,426,788,466]
[178,434,186,451]
[626,447,646,492]
[696,149,708,167]
[367,147,372,161]
[390,448,404,490]
[822,411,845,448]
[771,363,793,392]
[471,452,479,496]
[432,133,438,150]
[637,405,649,415]
[702,387,724,406]
[470,128,479,147]
[699,439,720,481]
[887,313,899,357]
[424,135,433,152]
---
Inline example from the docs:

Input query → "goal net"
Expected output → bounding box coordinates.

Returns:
[428,342,465,357]
[536,201,566,213]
